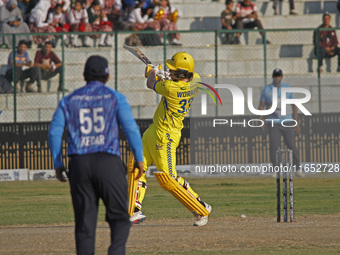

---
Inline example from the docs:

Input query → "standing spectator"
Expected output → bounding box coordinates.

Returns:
[273,0,297,15]
[87,0,113,47]
[235,0,270,44]
[313,13,340,72]
[153,0,181,45]
[258,68,304,177]
[0,0,33,48]
[51,0,71,13]
[68,1,92,47]
[5,40,39,93]
[29,0,57,48]
[220,0,237,44]
[48,55,144,255]
[33,41,65,92]
[47,4,69,46]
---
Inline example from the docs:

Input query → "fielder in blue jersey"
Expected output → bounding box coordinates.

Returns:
[48,55,144,255]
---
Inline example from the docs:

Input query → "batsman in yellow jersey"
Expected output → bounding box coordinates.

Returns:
[129,52,212,226]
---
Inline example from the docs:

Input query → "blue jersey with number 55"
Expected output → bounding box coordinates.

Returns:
[48,81,143,169]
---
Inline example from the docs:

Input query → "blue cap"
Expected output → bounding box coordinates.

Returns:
[84,55,109,77]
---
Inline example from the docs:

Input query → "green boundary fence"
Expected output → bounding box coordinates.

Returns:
[1,113,339,170]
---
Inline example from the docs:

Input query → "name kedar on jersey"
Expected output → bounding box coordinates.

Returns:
[81,135,105,147]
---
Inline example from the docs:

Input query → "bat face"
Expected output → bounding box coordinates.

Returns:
[123,45,152,65]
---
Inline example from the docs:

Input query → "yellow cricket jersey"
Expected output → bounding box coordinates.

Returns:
[152,73,201,134]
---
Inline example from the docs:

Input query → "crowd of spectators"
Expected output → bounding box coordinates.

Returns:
[0,0,183,48]
[220,0,270,44]
[4,40,65,92]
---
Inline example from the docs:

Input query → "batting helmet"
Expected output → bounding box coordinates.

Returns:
[166,52,195,73]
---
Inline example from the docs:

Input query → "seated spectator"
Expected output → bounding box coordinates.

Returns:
[47,4,69,46]
[102,0,126,30]
[29,0,57,48]
[101,0,121,14]
[153,0,181,45]
[122,0,135,15]
[220,0,237,44]
[17,0,29,20]
[0,0,33,49]
[129,0,159,31]
[51,0,71,13]
[44,0,71,25]
[68,1,92,47]
[273,0,297,15]
[313,13,340,72]
[33,41,66,92]
[141,0,155,15]
[26,0,40,20]
[87,0,113,47]
[5,40,39,93]
[235,0,270,44]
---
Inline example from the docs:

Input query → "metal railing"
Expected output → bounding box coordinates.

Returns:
[1,113,339,170]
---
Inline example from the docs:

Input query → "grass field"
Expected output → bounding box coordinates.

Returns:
[1,176,340,254]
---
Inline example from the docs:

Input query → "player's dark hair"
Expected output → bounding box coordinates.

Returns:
[174,70,193,80]
[55,3,62,9]
[84,74,108,83]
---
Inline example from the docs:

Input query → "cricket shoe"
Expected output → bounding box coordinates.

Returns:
[193,202,212,227]
[130,211,146,225]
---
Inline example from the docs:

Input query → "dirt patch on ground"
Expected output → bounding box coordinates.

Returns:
[1,215,339,254]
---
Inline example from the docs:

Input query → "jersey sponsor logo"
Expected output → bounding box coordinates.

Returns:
[156,144,163,150]
[80,134,105,147]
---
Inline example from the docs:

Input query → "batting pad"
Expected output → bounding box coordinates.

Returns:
[127,152,139,217]
[153,171,209,216]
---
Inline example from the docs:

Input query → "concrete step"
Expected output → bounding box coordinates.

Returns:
[0,44,319,75]
[1,94,336,122]
[1,78,338,122]
[0,88,158,110]
[2,51,339,90]
[0,108,57,123]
